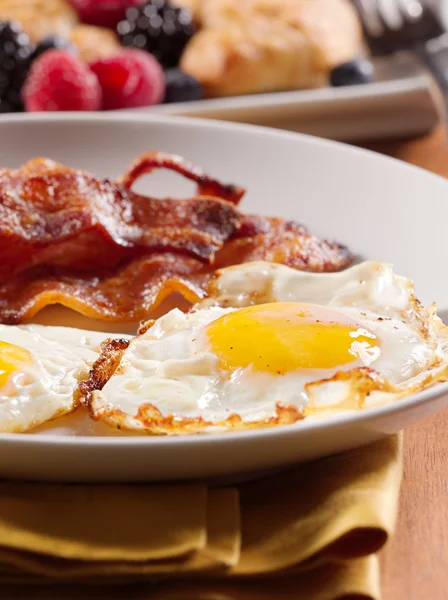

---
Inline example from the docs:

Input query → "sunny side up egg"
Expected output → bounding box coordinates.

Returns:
[81,261,448,435]
[0,325,131,433]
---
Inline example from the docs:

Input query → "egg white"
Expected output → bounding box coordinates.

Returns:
[85,261,448,434]
[0,324,132,433]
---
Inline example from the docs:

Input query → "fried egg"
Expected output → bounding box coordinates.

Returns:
[82,261,448,434]
[0,325,131,433]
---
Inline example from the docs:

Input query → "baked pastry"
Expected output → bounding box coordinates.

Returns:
[0,0,78,43]
[70,24,121,63]
[180,0,363,97]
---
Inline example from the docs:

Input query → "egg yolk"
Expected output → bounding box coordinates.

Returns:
[207,302,380,374]
[0,341,34,389]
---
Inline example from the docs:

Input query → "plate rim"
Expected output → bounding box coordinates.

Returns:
[0,111,446,186]
[137,73,432,115]
[2,380,448,446]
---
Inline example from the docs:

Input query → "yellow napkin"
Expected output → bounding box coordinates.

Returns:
[2,558,380,599]
[0,434,402,600]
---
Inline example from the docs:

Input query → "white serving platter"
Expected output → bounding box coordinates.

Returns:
[0,113,447,482]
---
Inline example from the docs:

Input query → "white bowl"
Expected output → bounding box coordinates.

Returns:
[1,112,448,483]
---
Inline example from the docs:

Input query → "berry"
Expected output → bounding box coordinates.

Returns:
[0,21,34,113]
[90,48,164,110]
[164,68,202,103]
[33,35,77,61]
[118,0,196,69]
[69,0,139,30]
[330,59,374,87]
[22,50,102,112]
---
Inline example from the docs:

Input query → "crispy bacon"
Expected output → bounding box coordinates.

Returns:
[118,151,245,204]
[214,215,351,271]
[0,216,352,324]
[0,154,243,279]
[0,255,206,324]
[0,151,353,324]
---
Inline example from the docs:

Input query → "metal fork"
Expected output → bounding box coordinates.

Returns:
[353,0,448,120]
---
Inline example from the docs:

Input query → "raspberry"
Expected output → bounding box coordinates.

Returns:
[22,50,102,112]
[90,48,164,110]
[69,0,140,30]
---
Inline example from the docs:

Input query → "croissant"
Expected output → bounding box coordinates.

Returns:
[0,0,78,43]
[70,24,121,62]
[180,0,363,97]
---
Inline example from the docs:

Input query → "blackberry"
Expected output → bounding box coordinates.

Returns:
[0,21,34,113]
[33,35,77,61]
[117,0,196,69]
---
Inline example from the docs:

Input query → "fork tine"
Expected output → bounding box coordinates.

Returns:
[397,0,424,22]
[397,0,442,33]
[353,0,445,55]
[352,0,394,55]
[374,0,398,33]
[397,0,444,35]
[352,0,384,37]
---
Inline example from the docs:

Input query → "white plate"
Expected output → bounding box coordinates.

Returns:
[134,54,442,142]
[1,112,448,483]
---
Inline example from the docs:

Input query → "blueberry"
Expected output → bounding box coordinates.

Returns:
[164,68,203,103]
[33,35,77,60]
[330,59,374,87]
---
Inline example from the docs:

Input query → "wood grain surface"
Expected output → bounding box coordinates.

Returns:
[362,127,448,600]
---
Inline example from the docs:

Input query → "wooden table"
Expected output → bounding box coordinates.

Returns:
[362,127,448,600]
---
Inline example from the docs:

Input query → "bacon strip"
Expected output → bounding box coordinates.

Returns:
[118,151,245,204]
[214,215,351,271]
[0,255,206,324]
[0,216,352,324]
[0,155,243,279]
[0,151,353,324]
